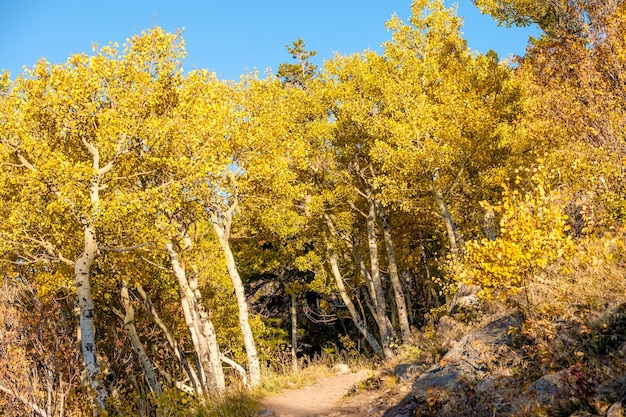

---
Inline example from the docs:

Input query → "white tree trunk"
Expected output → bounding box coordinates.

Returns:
[74,222,105,410]
[211,213,262,388]
[431,188,464,259]
[324,213,392,355]
[187,268,226,395]
[119,282,162,396]
[136,284,202,393]
[166,241,225,397]
[79,137,114,412]
[365,198,396,358]
[326,246,385,358]
[375,202,411,342]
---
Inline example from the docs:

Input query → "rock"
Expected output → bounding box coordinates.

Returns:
[394,363,423,382]
[332,363,351,375]
[526,369,575,406]
[411,313,523,415]
[441,338,457,352]
[437,315,461,334]
[474,367,512,397]
[607,401,625,417]
[411,364,460,402]
[257,408,275,417]
[447,284,481,314]
[413,313,522,391]
[510,366,590,415]
[437,316,462,353]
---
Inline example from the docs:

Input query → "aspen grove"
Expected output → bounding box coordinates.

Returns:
[1,0,625,415]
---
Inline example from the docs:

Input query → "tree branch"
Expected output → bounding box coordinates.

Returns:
[23,235,74,267]
[0,383,50,417]
[443,159,468,200]
[220,354,248,386]
[98,243,149,253]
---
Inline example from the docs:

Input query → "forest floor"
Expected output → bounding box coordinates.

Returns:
[259,368,414,417]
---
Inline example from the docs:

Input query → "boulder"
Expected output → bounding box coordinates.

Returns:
[332,363,351,375]
[437,315,462,336]
[607,401,624,417]
[447,284,481,314]
[526,369,576,406]
[394,363,424,382]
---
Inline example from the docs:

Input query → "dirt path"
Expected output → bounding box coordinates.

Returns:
[259,370,371,417]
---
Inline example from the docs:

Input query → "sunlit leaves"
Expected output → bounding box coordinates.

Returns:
[456,165,575,299]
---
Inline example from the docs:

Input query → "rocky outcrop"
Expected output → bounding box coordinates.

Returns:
[410,313,523,416]
[405,309,626,416]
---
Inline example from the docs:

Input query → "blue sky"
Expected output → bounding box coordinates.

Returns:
[0,0,538,81]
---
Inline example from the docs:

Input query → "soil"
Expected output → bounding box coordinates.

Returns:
[259,369,415,417]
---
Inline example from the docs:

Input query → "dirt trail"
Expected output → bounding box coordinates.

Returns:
[260,370,371,417]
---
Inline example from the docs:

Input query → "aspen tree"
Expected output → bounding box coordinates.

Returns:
[0,27,186,412]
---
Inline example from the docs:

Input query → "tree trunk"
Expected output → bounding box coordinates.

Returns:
[324,213,394,356]
[375,201,411,342]
[326,246,386,359]
[431,188,464,259]
[136,284,201,394]
[365,197,396,357]
[220,355,248,386]
[349,243,385,334]
[187,271,226,396]
[78,136,113,412]
[75,222,107,412]
[166,241,224,397]
[290,292,299,373]
[211,213,262,388]
[119,282,162,396]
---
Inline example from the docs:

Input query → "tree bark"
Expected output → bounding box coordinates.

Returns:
[180,231,226,395]
[78,136,116,412]
[188,273,226,396]
[220,355,248,386]
[324,213,394,355]
[326,246,386,359]
[136,284,201,394]
[166,241,225,397]
[350,243,384,332]
[375,201,411,342]
[290,292,299,373]
[119,282,162,396]
[74,222,106,411]
[365,197,396,357]
[431,188,464,260]
[211,210,262,388]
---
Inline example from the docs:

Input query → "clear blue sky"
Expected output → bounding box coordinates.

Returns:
[0,0,538,81]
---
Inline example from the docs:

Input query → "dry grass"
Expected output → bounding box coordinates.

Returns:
[257,362,333,396]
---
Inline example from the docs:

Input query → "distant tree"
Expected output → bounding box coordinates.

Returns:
[277,38,317,88]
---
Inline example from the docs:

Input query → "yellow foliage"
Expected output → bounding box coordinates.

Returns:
[456,165,575,300]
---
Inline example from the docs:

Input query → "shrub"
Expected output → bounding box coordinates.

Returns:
[455,165,575,303]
